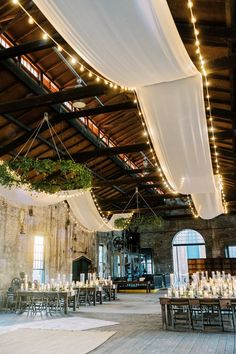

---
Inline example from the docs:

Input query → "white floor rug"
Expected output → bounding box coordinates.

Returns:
[0,316,119,335]
[0,328,116,354]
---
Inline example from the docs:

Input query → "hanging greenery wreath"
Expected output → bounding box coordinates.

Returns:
[114,214,164,230]
[0,158,92,193]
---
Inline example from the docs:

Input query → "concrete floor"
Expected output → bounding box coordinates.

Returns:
[0,291,235,354]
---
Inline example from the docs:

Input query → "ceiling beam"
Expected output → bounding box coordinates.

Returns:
[123,167,157,175]
[215,148,234,158]
[0,85,110,114]
[0,102,135,156]
[98,193,180,204]
[205,54,236,72]
[38,143,149,161]
[0,111,72,158]
[214,129,236,140]
[0,55,141,197]
[0,36,64,60]
[93,175,161,188]
[0,113,67,158]
[103,204,188,214]
[59,101,136,120]
[72,143,149,161]
[176,22,234,41]
[211,108,232,120]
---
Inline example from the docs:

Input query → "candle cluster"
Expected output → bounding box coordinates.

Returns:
[168,271,236,298]
[20,273,74,292]
[20,272,114,292]
[75,273,114,289]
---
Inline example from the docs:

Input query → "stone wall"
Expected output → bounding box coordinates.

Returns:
[0,197,96,299]
[140,214,236,274]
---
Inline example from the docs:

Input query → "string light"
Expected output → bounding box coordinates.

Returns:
[62,201,95,234]
[12,0,132,93]
[90,189,115,227]
[187,0,227,214]
[11,1,182,214]
[28,16,34,24]
[10,0,147,222]
[70,56,77,65]
[133,92,178,196]
[42,32,48,40]
[187,195,198,218]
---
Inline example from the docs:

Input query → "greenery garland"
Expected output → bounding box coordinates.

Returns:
[114,214,164,230]
[0,158,92,193]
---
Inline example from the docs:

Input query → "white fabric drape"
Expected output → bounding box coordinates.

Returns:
[0,185,112,231]
[33,0,224,219]
[191,176,223,220]
[33,0,196,87]
[136,74,213,194]
[0,185,83,206]
[68,192,113,232]
[68,195,133,231]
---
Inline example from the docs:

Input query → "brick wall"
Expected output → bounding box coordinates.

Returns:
[97,214,236,277]
[140,214,236,273]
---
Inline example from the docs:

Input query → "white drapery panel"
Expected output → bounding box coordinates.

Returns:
[33,0,223,219]
[0,185,80,206]
[136,74,214,194]
[68,192,113,232]
[191,175,224,220]
[0,185,113,231]
[33,0,196,87]
[69,196,133,232]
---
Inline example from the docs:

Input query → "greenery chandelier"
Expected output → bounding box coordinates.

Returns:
[0,113,92,194]
[0,158,92,194]
[114,187,163,230]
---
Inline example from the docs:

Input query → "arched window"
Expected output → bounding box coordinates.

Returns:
[172,229,206,285]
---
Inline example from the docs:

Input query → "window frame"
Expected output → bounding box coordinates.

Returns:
[32,235,45,283]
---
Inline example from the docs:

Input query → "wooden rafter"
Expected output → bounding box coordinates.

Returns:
[0,35,64,60]
[0,85,110,114]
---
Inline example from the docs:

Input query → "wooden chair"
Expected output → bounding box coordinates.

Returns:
[219,299,234,331]
[169,298,192,330]
[31,293,47,316]
[6,290,18,312]
[189,298,202,330]
[199,299,223,330]
[46,293,62,315]
[230,300,236,331]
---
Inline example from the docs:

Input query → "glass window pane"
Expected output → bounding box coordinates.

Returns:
[173,229,204,245]
[228,246,236,258]
[32,236,44,282]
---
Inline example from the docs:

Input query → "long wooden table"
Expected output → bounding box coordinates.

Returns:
[159,296,236,330]
[17,290,76,315]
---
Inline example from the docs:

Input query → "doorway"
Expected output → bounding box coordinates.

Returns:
[72,256,92,281]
